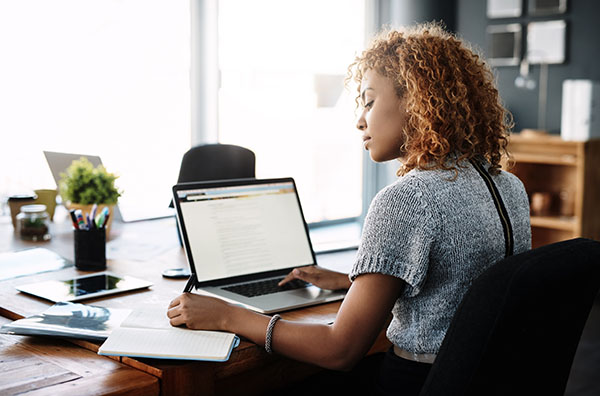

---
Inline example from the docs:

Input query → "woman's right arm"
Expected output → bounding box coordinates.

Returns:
[168,272,403,370]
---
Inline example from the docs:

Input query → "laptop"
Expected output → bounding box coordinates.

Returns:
[43,151,174,222]
[172,178,346,314]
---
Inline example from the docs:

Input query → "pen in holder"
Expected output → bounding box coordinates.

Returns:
[74,228,106,271]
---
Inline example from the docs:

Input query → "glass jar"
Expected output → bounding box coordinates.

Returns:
[16,204,51,241]
[7,193,37,229]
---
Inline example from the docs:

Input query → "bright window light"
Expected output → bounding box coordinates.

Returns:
[0,0,191,218]
[217,0,366,223]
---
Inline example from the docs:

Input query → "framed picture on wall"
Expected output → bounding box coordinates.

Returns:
[526,20,566,64]
[528,0,567,16]
[487,24,522,66]
[487,0,523,19]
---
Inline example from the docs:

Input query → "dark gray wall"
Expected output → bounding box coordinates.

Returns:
[456,0,600,134]
[378,0,456,31]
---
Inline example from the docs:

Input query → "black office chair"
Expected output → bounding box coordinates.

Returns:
[175,143,255,184]
[420,238,600,396]
[171,144,255,245]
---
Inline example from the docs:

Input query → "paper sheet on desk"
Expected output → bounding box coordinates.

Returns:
[121,308,172,329]
[106,227,179,261]
[0,248,72,281]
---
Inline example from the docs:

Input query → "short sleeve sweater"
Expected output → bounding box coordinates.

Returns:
[349,160,531,354]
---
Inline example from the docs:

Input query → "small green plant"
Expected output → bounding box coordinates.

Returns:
[59,157,121,205]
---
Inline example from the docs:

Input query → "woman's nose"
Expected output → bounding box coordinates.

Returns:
[356,111,367,131]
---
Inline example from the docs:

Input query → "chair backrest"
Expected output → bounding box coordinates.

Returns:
[420,238,600,396]
[171,144,255,246]
[177,144,255,183]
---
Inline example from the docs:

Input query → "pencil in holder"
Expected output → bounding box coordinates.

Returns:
[74,228,106,271]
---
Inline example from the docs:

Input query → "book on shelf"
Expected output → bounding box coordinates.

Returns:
[98,308,239,362]
[0,302,130,341]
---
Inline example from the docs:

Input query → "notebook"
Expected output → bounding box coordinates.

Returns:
[172,178,346,314]
[98,308,239,361]
[43,150,175,222]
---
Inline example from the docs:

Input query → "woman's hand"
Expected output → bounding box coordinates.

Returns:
[167,293,232,330]
[278,266,351,291]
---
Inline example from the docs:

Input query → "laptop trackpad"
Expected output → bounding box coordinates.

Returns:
[288,286,336,299]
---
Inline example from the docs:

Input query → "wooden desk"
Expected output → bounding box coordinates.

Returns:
[0,213,390,395]
[0,316,158,396]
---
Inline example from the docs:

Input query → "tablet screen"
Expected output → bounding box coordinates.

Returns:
[67,274,128,296]
[16,272,153,302]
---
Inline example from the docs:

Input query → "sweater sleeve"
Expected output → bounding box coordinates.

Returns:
[349,177,438,297]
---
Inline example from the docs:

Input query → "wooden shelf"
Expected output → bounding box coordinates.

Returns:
[507,135,600,248]
[511,152,577,166]
[530,215,576,232]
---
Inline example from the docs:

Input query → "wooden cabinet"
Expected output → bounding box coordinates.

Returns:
[505,134,600,248]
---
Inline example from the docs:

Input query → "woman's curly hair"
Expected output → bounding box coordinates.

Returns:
[347,23,513,176]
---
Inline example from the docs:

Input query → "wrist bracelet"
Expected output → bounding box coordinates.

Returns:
[265,314,281,354]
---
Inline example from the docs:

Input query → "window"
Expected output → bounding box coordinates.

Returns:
[0,0,191,218]
[217,0,366,224]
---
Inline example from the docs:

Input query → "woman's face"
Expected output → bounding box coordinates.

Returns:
[356,69,408,162]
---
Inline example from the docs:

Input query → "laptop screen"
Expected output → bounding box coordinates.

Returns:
[174,180,315,283]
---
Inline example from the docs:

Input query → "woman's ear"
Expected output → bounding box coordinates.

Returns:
[397,95,409,114]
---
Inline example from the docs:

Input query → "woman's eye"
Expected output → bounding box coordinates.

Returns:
[365,100,374,109]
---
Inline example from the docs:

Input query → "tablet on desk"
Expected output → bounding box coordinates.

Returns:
[16,272,153,302]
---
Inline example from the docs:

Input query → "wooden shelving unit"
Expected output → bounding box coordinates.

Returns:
[505,134,600,248]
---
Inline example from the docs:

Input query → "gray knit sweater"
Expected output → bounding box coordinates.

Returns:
[349,160,531,354]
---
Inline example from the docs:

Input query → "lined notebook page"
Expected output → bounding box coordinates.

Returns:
[99,327,236,361]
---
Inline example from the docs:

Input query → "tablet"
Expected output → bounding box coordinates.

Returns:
[16,272,153,302]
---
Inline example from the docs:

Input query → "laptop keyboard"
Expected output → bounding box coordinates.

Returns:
[222,278,310,298]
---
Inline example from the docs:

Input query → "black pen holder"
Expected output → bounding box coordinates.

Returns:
[74,228,106,271]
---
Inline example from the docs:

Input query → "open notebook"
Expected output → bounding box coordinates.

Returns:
[98,308,239,362]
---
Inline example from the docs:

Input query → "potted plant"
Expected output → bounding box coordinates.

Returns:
[59,157,121,235]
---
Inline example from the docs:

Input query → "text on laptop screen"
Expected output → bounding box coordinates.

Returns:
[177,182,314,282]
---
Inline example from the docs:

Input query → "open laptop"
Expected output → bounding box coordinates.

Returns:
[172,178,346,314]
[43,151,174,222]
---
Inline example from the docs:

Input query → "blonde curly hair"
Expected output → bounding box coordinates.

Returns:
[347,23,513,176]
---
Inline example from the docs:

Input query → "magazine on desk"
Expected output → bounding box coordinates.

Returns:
[98,308,239,362]
[0,302,131,341]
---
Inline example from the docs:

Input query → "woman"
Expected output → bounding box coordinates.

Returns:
[167,23,531,395]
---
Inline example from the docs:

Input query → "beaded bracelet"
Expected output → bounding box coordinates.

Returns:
[264,314,281,354]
